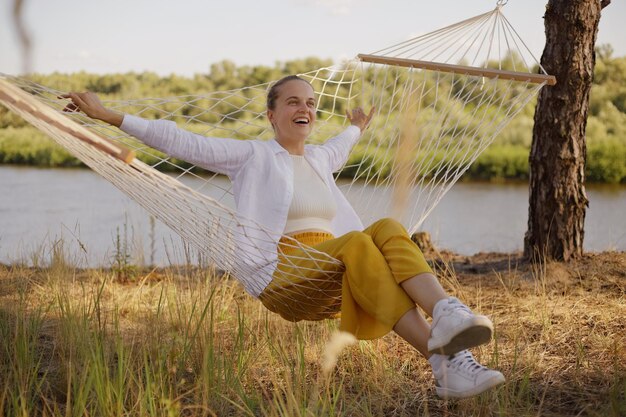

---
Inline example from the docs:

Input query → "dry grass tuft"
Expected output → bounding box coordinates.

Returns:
[0,251,624,416]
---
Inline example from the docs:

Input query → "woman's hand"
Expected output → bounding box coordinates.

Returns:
[60,91,123,127]
[346,106,375,132]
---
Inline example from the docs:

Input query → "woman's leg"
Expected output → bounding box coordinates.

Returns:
[399,272,448,317]
[261,227,505,398]
[360,218,505,397]
[263,220,492,353]
[361,218,493,354]
[360,218,446,315]
[392,307,431,356]
[261,231,418,340]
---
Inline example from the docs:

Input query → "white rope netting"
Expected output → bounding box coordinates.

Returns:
[0,4,552,319]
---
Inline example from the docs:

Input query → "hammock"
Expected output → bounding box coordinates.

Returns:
[0,2,554,319]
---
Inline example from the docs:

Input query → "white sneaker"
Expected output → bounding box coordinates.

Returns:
[433,350,505,399]
[428,297,493,355]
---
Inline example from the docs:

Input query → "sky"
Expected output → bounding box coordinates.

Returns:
[1,0,625,76]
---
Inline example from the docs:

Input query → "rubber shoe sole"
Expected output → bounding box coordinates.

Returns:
[435,371,505,399]
[428,316,493,355]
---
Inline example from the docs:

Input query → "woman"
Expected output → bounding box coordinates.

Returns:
[62,75,505,398]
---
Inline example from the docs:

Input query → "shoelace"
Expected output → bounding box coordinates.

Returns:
[447,351,487,375]
[442,297,472,314]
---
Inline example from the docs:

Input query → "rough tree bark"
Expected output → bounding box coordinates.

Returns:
[524,0,610,261]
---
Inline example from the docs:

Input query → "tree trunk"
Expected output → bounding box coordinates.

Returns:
[524,0,607,261]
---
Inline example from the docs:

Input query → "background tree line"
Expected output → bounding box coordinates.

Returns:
[0,52,624,183]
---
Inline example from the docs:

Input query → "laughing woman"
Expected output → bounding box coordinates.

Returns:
[62,75,504,398]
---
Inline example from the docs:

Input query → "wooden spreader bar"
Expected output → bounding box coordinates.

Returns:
[358,54,557,86]
[0,78,135,163]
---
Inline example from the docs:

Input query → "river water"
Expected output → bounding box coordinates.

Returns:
[1,166,624,266]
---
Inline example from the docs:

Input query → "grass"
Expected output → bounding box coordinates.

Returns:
[0,247,624,416]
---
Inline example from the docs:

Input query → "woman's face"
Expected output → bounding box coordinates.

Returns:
[267,80,316,142]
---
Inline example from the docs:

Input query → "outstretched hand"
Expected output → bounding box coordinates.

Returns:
[346,106,375,132]
[60,91,123,127]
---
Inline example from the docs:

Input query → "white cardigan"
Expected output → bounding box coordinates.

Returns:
[120,115,364,296]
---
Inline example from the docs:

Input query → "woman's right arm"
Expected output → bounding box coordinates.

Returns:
[62,92,252,176]
[61,92,124,127]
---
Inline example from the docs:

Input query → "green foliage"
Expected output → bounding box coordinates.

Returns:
[0,126,82,167]
[495,114,534,147]
[466,145,530,181]
[1,51,625,183]
[587,138,626,183]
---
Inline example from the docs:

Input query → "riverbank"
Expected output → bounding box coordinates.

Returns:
[0,250,623,416]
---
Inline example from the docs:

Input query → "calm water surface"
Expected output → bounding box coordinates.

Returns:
[1,166,624,266]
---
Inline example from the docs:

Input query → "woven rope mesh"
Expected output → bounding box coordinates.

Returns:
[0,4,549,315]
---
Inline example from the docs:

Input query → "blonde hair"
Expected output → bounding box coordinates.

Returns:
[266,75,311,110]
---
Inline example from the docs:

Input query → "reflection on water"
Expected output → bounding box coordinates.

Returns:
[0,166,624,266]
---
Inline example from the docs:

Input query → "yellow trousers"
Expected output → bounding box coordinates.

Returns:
[259,218,433,340]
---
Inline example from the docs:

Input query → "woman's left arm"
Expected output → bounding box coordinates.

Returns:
[346,107,375,132]
[321,107,375,172]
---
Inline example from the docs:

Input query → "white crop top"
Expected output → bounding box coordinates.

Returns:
[284,155,337,235]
